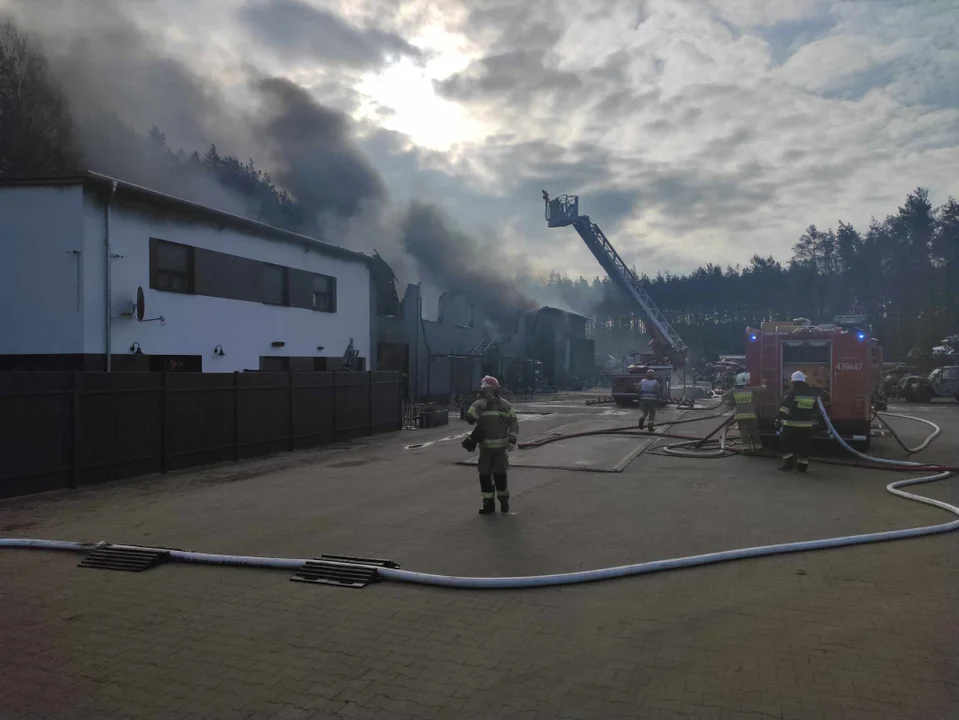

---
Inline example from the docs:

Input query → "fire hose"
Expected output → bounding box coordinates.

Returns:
[0,402,955,588]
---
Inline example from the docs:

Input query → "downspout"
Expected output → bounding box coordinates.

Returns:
[105,181,118,372]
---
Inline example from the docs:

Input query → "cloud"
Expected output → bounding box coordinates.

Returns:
[435,49,583,105]
[3,0,957,287]
[239,0,423,69]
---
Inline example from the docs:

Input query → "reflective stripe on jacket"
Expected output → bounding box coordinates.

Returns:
[467,397,518,449]
[779,387,818,428]
[722,385,765,420]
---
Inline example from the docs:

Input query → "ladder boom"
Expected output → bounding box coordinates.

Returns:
[543,192,686,357]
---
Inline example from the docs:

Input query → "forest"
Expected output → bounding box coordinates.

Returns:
[2,17,957,363]
[536,190,958,362]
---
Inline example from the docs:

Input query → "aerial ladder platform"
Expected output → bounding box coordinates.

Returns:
[542,191,688,369]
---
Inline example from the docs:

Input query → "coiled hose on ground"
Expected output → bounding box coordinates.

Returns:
[0,401,955,589]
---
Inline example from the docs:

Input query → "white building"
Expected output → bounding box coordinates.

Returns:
[0,173,373,373]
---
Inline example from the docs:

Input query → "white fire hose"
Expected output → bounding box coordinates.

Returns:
[0,400,955,589]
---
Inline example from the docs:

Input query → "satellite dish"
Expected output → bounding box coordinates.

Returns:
[136,287,145,321]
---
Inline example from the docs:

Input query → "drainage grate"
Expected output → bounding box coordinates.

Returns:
[78,544,171,573]
[291,554,399,589]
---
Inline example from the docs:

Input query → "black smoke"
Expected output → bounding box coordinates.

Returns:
[1,0,537,327]
[402,204,537,327]
[254,76,386,219]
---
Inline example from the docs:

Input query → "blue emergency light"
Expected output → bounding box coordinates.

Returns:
[857,331,866,341]
[750,334,757,342]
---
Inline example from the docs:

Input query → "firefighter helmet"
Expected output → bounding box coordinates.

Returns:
[790,371,806,382]
[480,375,499,390]
[645,369,656,378]
[735,372,750,386]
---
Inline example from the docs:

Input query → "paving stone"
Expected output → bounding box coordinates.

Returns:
[0,402,956,720]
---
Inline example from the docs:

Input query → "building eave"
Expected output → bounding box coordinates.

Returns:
[0,172,373,266]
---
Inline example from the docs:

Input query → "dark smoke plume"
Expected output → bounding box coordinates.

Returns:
[402,203,537,327]
[2,0,536,327]
[254,76,386,220]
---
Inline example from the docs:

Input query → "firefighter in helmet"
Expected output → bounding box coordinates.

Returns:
[464,376,518,514]
[778,371,829,472]
[721,372,766,454]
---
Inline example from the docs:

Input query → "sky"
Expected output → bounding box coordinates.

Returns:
[5,0,959,283]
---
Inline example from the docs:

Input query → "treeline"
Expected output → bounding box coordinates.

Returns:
[528,189,958,362]
[0,18,314,234]
[3,18,956,362]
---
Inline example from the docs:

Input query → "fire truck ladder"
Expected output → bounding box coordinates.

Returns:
[542,192,687,358]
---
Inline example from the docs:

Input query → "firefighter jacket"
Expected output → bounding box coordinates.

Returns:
[638,378,660,401]
[779,383,826,428]
[722,385,766,420]
[467,396,519,450]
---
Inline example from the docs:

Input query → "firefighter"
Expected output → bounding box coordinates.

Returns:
[465,376,518,514]
[777,371,826,472]
[721,372,766,454]
[638,369,660,432]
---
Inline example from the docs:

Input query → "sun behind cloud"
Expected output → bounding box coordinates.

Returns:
[356,53,485,152]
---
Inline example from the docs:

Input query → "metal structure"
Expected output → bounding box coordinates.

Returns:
[542,192,687,368]
[78,543,171,573]
[291,554,399,589]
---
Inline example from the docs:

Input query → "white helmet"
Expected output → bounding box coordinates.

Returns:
[790,371,806,382]
[735,372,750,386]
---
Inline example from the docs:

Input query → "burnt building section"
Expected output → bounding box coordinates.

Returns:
[371,258,596,401]
[523,308,595,388]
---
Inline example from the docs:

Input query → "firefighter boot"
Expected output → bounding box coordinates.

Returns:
[494,473,510,514]
[478,475,496,514]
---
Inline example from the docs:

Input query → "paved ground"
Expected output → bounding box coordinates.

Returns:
[1,393,958,719]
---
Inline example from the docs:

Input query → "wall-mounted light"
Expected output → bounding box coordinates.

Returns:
[271,341,285,348]
[129,342,142,355]
[214,345,226,357]
[316,345,325,352]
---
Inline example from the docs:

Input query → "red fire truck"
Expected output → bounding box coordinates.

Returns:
[744,316,882,447]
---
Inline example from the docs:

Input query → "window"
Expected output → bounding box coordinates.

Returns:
[312,274,336,312]
[262,264,288,305]
[151,239,194,293]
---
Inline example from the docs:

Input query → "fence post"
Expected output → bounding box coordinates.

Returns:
[70,370,79,489]
[288,369,295,451]
[233,371,240,461]
[331,371,337,442]
[161,369,169,473]
[368,371,374,436]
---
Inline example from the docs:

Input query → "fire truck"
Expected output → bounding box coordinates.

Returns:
[744,316,883,447]
[609,353,673,407]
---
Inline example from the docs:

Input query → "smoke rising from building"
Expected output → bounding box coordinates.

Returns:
[1,0,539,328]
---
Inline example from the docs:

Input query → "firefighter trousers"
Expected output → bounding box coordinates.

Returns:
[781,426,813,470]
[478,448,509,502]
[736,418,762,450]
[639,399,657,428]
